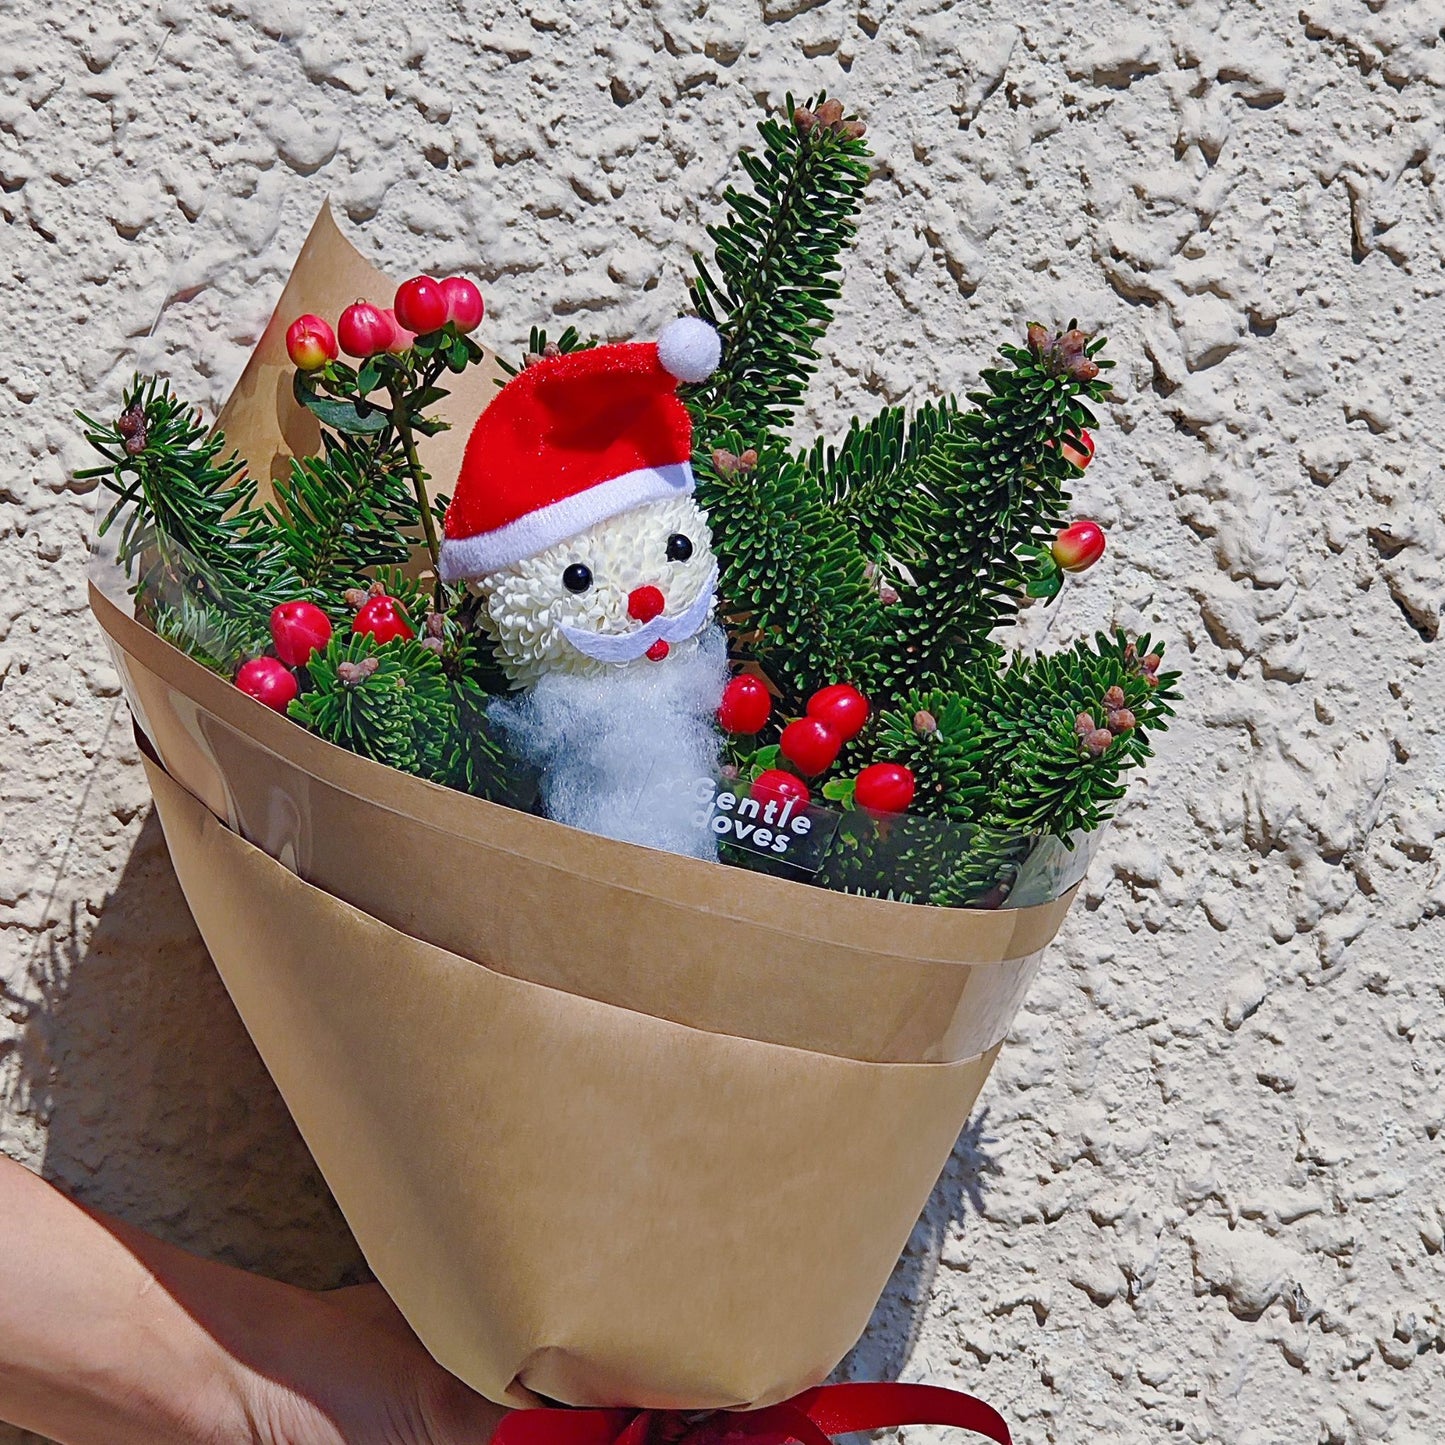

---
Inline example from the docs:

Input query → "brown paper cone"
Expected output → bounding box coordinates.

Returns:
[95,579,1072,1066]
[90,199,1086,1407]
[143,753,1004,1410]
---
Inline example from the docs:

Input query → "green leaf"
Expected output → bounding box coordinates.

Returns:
[293,372,389,434]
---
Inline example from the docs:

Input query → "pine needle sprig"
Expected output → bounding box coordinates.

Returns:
[697,435,886,710]
[688,94,872,445]
[151,592,270,676]
[875,337,1112,694]
[803,400,956,570]
[288,633,454,781]
[78,376,294,623]
[869,690,990,821]
[496,326,596,380]
[268,432,419,599]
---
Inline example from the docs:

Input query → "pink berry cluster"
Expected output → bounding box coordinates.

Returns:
[234,586,420,712]
[716,676,918,815]
[284,274,485,371]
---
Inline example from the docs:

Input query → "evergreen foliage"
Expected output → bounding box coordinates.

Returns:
[78,376,294,625]
[288,633,453,781]
[267,433,418,599]
[697,435,886,708]
[873,336,1111,696]
[688,96,871,443]
[496,325,596,380]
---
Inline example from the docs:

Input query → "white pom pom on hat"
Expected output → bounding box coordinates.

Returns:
[656,316,721,383]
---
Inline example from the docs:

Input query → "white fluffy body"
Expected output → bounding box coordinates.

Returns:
[478,495,718,688]
[489,624,728,859]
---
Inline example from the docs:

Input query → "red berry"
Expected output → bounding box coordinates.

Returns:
[235,656,298,712]
[382,307,415,355]
[1061,428,1095,470]
[806,682,869,741]
[393,275,449,335]
[1052,520,1107,573]
[269,600,333,668]
[645,639,670,661]
[751,769,811,810]
[779,716,841,777]
[854,762,916,813]
[352,594,415,645]
[337,302,395,358]
[285,314,337,371]
[718,674,772,734]
[439,276,484,333]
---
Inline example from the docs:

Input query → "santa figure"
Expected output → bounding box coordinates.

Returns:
[438,317,728,858]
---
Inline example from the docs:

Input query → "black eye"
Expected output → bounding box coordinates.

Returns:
[563,563,593,593]
[666,533,693,562]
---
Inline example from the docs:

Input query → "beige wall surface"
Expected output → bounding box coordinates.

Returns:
[2,1,1442,1441]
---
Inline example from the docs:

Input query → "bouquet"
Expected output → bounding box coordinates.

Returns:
[84,94,1179,1419]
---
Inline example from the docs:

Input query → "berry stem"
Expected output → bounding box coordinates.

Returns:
[387,377,443,605]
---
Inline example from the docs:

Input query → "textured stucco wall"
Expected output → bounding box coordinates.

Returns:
[3,1,1443,1441]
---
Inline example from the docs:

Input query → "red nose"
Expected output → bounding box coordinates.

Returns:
[627,585,666,623]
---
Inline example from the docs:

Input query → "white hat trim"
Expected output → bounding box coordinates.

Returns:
[438,461,696,582]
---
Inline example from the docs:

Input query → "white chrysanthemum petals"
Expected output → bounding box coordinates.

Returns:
[480,496,716,687]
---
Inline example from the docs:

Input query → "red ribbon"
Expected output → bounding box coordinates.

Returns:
[492,1383,1010,1445]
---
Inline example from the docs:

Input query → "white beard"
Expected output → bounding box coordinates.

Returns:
[488,626,728,860]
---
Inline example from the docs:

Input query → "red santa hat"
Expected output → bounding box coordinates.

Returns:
[438,317,721,582]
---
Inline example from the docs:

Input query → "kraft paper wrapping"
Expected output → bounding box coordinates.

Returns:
[96,578,1073,1066]
[90,198,1088,1407]
[143,753,1004,1410]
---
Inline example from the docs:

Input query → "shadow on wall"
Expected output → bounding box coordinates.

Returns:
[1,808,365,1288]
[838,1110,1000,1382]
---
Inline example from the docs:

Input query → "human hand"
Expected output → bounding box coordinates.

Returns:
[0,1154,506,1445]
[236,1281,506,1445]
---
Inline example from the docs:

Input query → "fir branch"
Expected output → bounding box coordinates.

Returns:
[970,631,1178,840]
[688,94,872,445]
[496,326,596,380]
[873,331,1114,694]
[267,432,418,599]
[151,592,269,676]
[869,690,990,821]
[77,376,293,624]
[288,633,454,782]
[697,434,887,710]
[803,401,955,569]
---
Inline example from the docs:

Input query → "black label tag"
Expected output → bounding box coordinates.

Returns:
[691,777,840,873]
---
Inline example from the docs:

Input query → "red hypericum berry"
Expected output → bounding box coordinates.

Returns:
[645,639,670,662]
[382,307,416,355]
[352,594,415,645]
[806,682,869,741]
[751,769,811,810]
[854,761,916,814]
[285,314,338,371]
[1052,520,1107,574]
[393,275,449,335]
[269,600,333,668]
[337,301,395,358]
[717,674,772,734]
[439,275,484,333]
[1062,428,1095,470]
[779,717,842,777]
[234,656,298,712]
